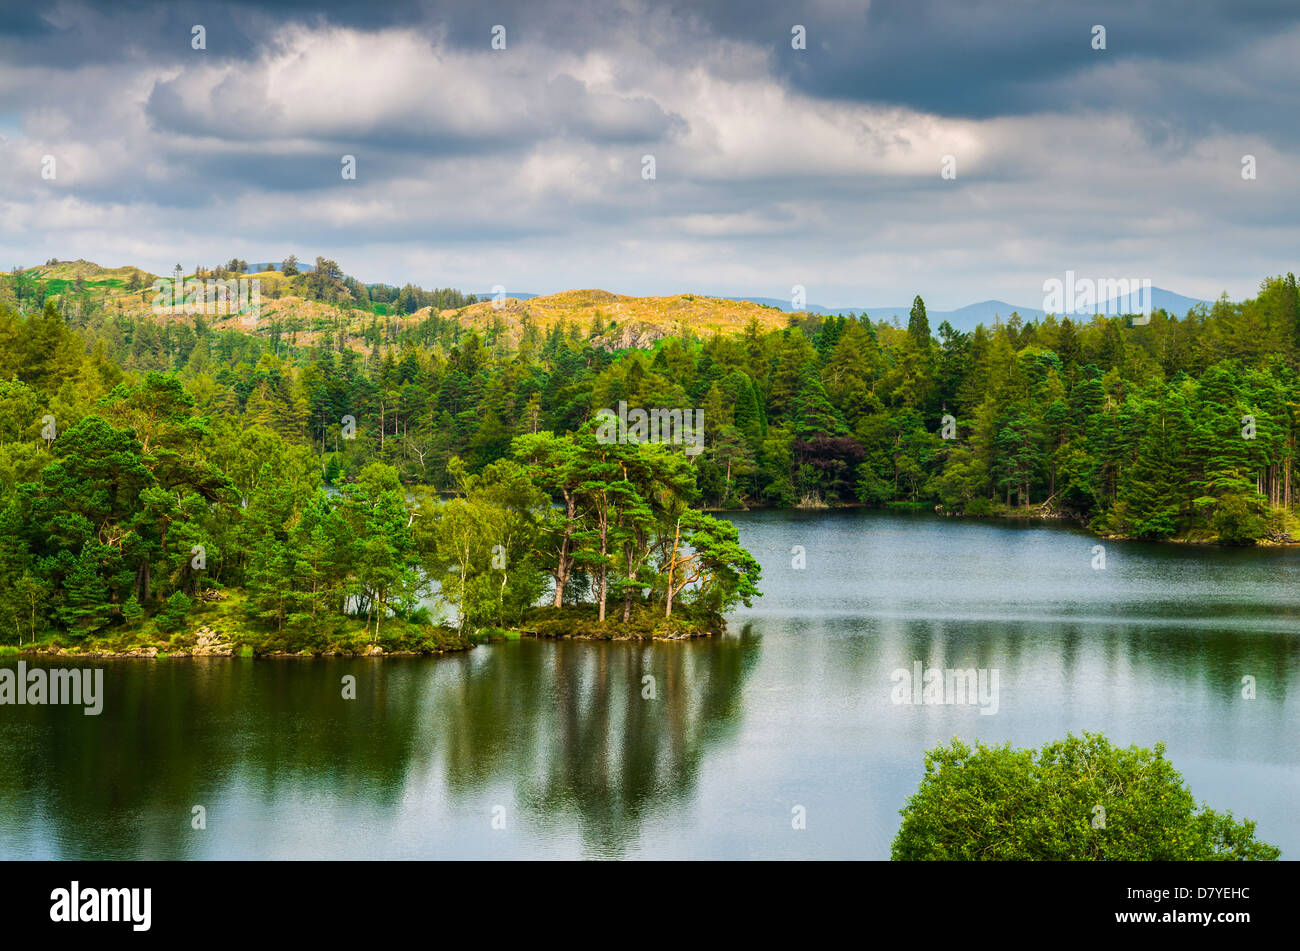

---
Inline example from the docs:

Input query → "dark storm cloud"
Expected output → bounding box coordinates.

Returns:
[676,0,1300,108]
[8,0,1296,139]
[0,1,264,65]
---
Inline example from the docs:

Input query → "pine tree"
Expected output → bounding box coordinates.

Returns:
[908,295,931,345]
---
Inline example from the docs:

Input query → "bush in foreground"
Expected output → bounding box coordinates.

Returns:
[892,733,1280,860]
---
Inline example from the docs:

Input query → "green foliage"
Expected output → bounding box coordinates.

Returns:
[892,733,1280,861]
[1212,493,1267,544]
[415,458,548,634]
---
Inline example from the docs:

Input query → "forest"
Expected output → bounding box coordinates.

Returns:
[0,263,1298,650]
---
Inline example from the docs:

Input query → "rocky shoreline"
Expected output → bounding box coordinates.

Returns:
[13,626,472,659]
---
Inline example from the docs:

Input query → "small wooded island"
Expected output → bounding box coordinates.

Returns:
[2,372,761,657]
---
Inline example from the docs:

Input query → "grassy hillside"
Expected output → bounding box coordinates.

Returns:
[4,260,792,351]
[445,288,787,342]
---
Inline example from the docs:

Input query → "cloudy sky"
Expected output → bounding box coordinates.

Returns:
[0,0,1295,308]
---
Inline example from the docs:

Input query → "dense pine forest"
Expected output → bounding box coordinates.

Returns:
[1,262,1297,651]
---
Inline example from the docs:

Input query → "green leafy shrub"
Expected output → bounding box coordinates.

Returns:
[892,733,1280,861]
[1213,494,1266,545]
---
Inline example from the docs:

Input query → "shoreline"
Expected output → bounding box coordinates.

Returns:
[4,606,727,659]
[715,500,1300,547]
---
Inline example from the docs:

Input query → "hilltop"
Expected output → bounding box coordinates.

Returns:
[442,288,788,349]
[25,259,154,283]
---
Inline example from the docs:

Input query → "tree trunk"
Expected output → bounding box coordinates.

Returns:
[551,491,575,608]
[665,519,680,618]
[1286,443,1292,509]
[622,549,635,623]
[597,516,608,622]
[459,562,469,634]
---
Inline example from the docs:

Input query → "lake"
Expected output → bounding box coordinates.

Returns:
[2,509,1297,859]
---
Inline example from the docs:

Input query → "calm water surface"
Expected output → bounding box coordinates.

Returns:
[2,510,1297,859]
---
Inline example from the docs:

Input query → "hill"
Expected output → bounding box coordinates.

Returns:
[440,288,788,349]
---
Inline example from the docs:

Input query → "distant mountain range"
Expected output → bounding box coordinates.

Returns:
[729,288,1213,331]
[475,288,1213,332]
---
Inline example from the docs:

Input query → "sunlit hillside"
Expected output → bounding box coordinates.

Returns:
[4,261,792,350]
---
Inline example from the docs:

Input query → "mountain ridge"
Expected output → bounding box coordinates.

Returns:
[731,288,1212,330]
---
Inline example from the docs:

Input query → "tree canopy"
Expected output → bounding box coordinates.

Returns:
[891,734,1280,861]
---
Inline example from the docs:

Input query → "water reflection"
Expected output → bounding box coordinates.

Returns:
[1,509,1298,859]
[0,630,760,859]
